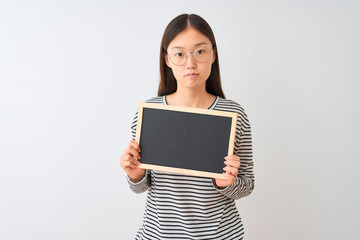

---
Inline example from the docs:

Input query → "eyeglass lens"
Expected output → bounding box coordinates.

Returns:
[169,47,212,66]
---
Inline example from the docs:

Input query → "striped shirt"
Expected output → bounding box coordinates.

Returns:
[127,96,254,240]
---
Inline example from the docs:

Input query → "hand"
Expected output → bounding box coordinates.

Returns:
[120,140,145,183]
[214,155,241,189]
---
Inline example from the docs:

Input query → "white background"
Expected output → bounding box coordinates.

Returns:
[1,0,359,239]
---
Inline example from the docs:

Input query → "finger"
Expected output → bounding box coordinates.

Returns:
[121,158,140,169]
[121,154,141,165]
[129,140,141,152]
[222,172,236,182]
[127,146,141,159]
[223,166,238,176]
[225,155,240,161]
[124,143,140,158]
[224,160,241,168]
[223,166,238,175]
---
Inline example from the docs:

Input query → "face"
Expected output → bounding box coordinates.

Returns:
[165,27,215,91]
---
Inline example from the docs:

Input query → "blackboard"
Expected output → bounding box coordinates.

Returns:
[135,102,238,179]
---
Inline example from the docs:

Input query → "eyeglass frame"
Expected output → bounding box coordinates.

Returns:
[165,46,215,66]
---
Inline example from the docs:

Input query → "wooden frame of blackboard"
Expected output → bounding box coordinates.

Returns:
[135,102,238,179]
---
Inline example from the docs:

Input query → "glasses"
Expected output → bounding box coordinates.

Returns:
[167,47,213,66]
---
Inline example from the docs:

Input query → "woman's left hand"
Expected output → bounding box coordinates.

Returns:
[214,155,241,189]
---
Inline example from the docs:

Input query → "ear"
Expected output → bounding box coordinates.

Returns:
[212,51,216,64]
[165,53,172,69]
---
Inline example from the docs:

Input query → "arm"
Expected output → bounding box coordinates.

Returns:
[213,106,255,199]
[120,111,151,194]
[126,169,151,194]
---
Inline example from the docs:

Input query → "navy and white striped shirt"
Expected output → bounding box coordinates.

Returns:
[127,96,254,240]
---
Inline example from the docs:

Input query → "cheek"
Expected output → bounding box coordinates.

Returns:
[203,65,213,80]
[170,67,182,80]
[169,64,213,82]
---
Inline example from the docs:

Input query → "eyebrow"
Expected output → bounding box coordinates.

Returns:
[170,42,209,50]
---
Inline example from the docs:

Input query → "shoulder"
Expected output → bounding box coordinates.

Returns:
[131,96,163,121]
[215,98,252,136]
[215,97,246,115]
[144,96,164,104]
[215,97,251,127]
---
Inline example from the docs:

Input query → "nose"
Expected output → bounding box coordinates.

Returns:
[186,54,197,69]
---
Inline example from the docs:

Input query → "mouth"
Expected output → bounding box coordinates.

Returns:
[185,73,199,78]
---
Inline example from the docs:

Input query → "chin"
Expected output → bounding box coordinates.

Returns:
[183,83,206,91]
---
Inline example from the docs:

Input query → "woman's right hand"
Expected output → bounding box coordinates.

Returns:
[120,140,145,183]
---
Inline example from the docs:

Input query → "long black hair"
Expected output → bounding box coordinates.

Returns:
[158,14,225,98]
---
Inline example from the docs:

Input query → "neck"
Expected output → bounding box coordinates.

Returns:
[167,87,215,109]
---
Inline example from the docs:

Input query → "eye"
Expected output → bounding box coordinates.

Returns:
[171,50,185,59]
[195,49,207,55]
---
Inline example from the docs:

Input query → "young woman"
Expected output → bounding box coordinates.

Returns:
[120,14,254,239]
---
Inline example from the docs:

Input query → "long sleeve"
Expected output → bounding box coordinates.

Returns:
[125,110,151,193]
[126,170,151,194]
[213,100,255,199]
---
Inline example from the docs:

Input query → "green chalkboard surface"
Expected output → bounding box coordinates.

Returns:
[135,102,238,179]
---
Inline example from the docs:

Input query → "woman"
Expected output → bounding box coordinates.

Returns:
[120,14,254,239]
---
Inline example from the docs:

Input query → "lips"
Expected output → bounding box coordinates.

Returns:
[185,73,199,77]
